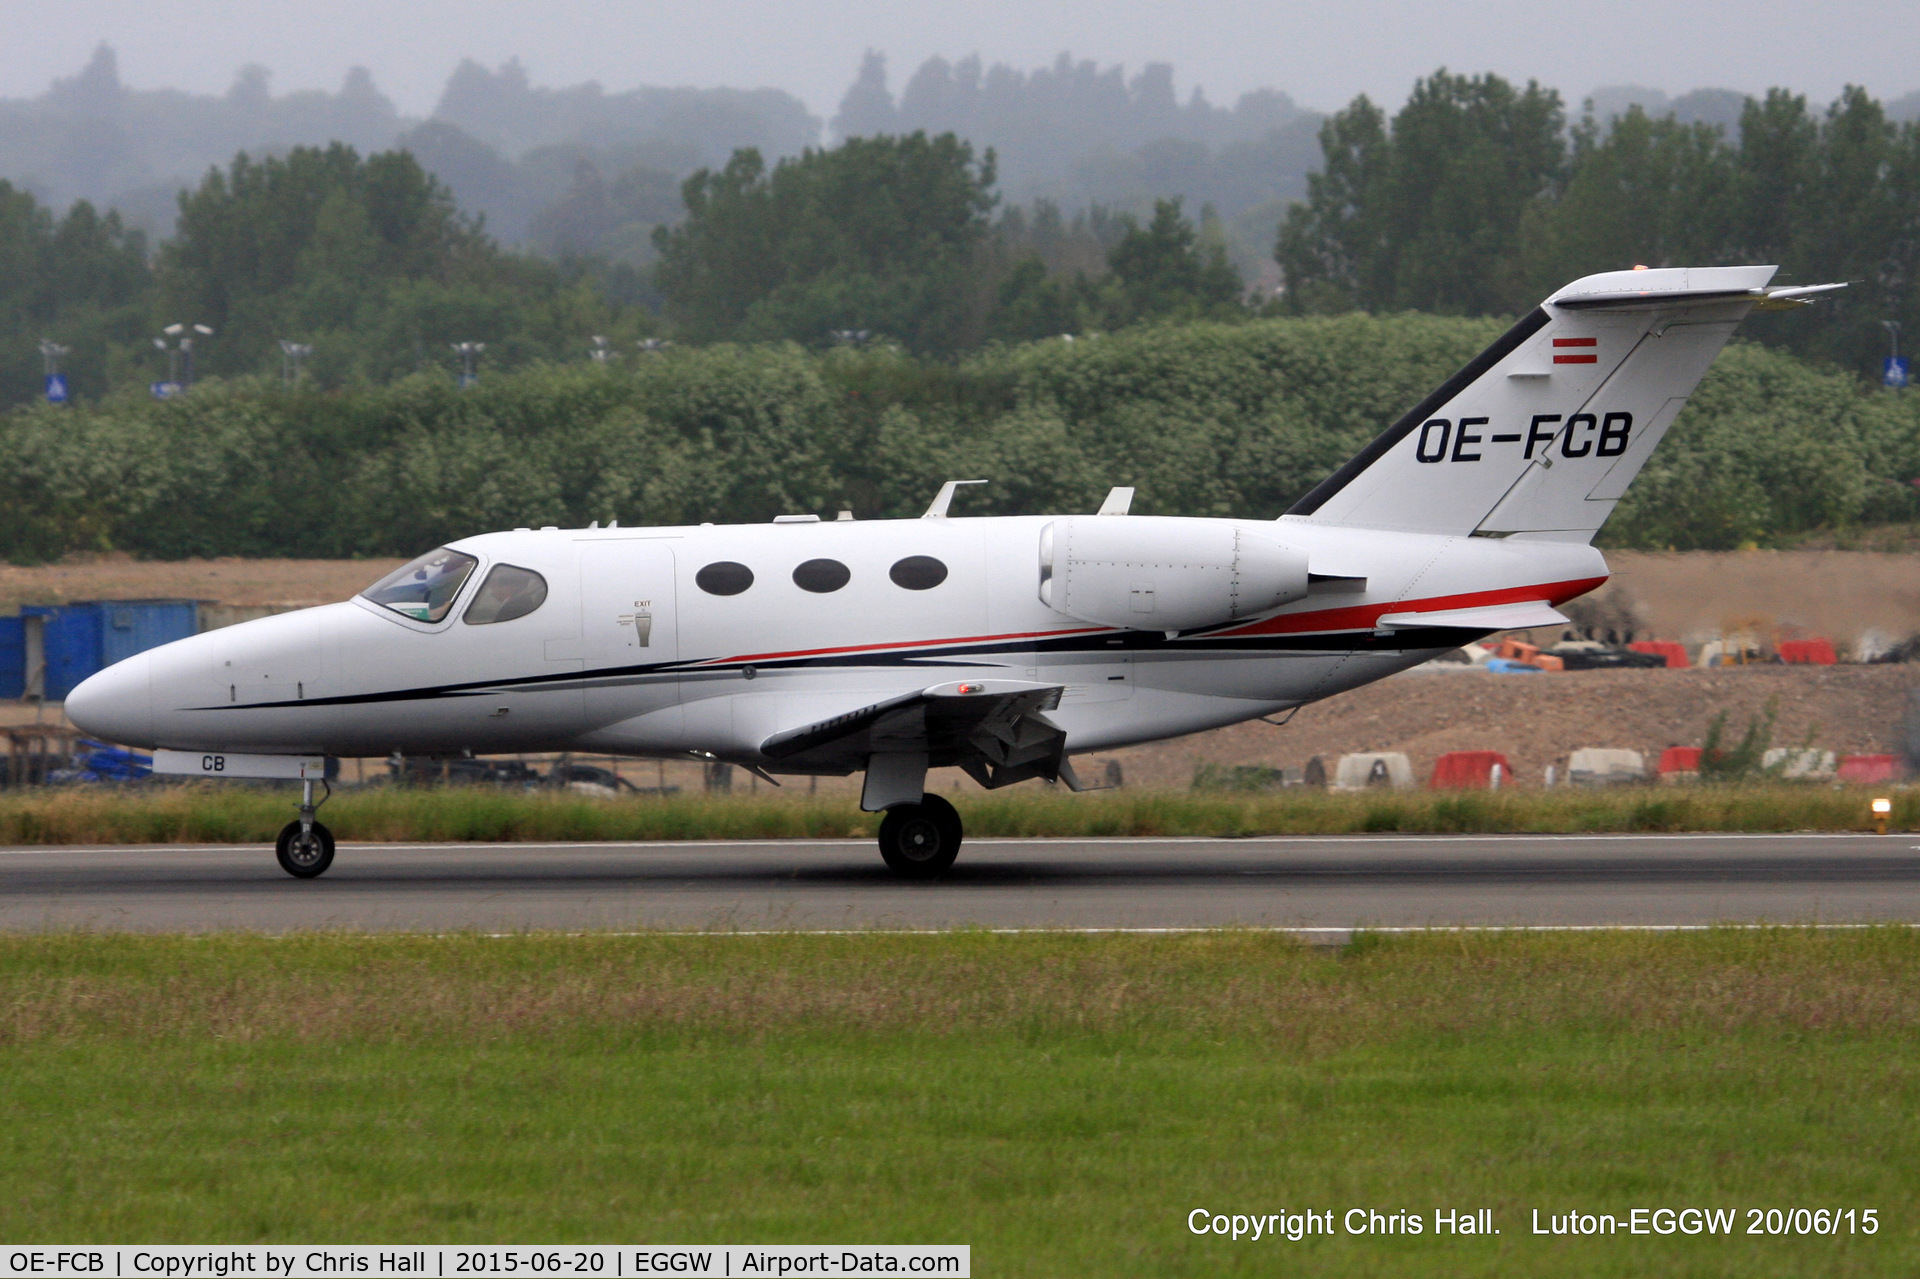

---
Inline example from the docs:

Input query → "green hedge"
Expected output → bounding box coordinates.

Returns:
[4,315,1917,561]
[0,784,1908,844]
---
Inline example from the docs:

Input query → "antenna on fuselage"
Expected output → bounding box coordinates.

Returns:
[923,479,988,519]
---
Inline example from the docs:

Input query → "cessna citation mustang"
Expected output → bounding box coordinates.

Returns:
[66,265,1839,879]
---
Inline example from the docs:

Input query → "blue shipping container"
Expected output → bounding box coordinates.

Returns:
[16,600,199,701]
[99,600,199,667]
[22,605,100,702]
[0,617,22,699]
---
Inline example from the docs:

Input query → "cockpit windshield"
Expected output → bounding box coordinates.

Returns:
[362,548,478,622]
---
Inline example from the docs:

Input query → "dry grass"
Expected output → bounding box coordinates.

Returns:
[0,782,1909,845]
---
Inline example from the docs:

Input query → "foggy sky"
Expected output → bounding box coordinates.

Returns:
[9,0,1916,118]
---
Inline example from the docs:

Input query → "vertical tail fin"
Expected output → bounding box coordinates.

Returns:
[1284,266,1833,541]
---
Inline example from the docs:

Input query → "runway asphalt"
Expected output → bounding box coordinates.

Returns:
[2,833,1919,933]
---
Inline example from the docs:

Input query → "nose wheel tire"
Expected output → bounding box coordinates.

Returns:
[877,794,963,878]
[276,820,336,879]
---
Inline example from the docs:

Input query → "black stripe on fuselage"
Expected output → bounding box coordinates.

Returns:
[183,627,1491,713]
[1284,307,1552,517]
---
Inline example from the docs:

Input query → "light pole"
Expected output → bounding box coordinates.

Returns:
[278,341,313,388]
[171,323,213,386]
[38,340,70,405]
[153,323,214,394]
[452,341,485,389]
[151,338,178,391]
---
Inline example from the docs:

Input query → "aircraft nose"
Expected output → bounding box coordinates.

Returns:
[65,653,155,748]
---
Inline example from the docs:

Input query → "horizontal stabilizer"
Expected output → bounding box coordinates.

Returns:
[1754,282,1848,311]
[1556,279,1846,311]
[1375,601,1569,633]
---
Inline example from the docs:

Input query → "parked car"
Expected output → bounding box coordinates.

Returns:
[1549,640,1669,671]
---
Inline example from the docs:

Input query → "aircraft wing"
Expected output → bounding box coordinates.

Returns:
[761,679,1073,790]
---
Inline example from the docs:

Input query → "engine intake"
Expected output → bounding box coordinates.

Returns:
[1038,517,1311,632]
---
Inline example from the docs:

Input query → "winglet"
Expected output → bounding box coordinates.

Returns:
[924,479,988,519]
[1096,486,1135,515]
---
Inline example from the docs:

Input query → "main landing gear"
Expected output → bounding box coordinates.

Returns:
[877,793,963,878]
[276,775,335,879]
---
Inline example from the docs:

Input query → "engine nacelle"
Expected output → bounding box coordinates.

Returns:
[1037,516,1311,632]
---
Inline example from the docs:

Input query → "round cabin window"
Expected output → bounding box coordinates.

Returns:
[889,555,948,590]
[696,561,755,596]
[792,558,851,593]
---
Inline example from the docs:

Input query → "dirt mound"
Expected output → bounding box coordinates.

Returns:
[1101,664,1917,790]
[1585,550,1920,653]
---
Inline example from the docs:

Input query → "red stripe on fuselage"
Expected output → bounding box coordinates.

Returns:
[1205,575,1610,639]
[697,575,1610,666]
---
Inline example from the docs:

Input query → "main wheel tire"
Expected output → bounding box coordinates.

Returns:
[275,820,335,879]
[877,794,963,878]
[919,792,963,851]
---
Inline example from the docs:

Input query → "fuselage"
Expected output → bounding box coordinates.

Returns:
[65,513,1606,768]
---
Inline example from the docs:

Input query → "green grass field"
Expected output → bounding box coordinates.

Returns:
[0,929,1912,1275]
[0,782,1909,844]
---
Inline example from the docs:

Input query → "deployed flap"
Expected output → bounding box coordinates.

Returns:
[1375,601,1569,632]
[762,679,1071,790]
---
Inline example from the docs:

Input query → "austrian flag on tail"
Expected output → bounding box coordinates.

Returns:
[1552,337,1597,364]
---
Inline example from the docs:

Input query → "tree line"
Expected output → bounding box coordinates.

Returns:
[830,50,1321,231]
[651,137,1243,353]
[0,44,815,247]
[0,133,1244,402]
[6,68,1919,410]
[1278,71,1920,377]
[2,313,1914,563]
[0,146,638,402]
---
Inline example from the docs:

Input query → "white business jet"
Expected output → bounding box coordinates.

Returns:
[65,266,1839,878]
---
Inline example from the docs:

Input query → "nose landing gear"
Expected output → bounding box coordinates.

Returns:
[877,793,963,878]
[276,776,335,878]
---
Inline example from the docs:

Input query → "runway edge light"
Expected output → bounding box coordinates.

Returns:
[1872,796,1892,835]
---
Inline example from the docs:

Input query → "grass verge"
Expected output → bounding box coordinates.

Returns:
[0,783,1909,844]
[0,928,1913,1275]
